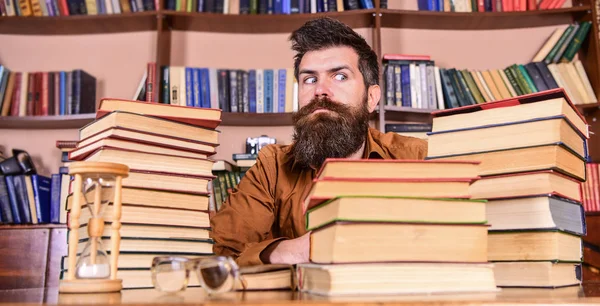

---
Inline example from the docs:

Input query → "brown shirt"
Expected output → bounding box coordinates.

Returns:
[210,127,428,266]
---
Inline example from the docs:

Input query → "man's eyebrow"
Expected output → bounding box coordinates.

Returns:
[298,65,352,75]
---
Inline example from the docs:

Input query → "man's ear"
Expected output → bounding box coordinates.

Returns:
[367,84,381,113]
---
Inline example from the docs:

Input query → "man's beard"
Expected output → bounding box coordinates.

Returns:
[291,95,370,169]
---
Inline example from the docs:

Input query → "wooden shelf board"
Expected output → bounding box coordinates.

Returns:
[221,112,294,126]
[0,114,95,129]
[381,6,591,30]
[381,106,434,123]
[166,9,375,33]
[0,12,157,35]
[577,102,600,112]
[0,224,66,229]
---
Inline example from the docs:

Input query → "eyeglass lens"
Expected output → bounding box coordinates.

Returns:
[154,260,188,292]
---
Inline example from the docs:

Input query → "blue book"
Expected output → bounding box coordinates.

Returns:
[283,0,290,13]
[4,176,20,224]
[200,68,211,109]
[162,66,170,104]
[59,72,66,115]
[0,175,12,223]
[248,70,257,113]
[278,69,286,113]
[274,0,282,13]
[12,175,31,224]
[264,70,274,113]
[31,175,51,224]
[185,67,194,107]
[400,65,411,107]
[316,0,323,11]
[193,68,202,108]
[50,174,61,224]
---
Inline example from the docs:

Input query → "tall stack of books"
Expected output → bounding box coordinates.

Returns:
[427,88,588,288]
[297,159,498,296]
[60,98,222,289]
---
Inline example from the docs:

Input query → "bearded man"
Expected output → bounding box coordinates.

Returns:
[210,17,427,266]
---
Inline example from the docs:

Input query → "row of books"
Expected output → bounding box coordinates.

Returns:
[0,0,155,16]
[532,22,593,64]
[211,154,257,211]
[165,0,384,13]
[137,64,300,113]
[383,56,596,109]
[418,0,568,12]
[0,66,97,117]
[0,173,59,224]
[60,98,222,289]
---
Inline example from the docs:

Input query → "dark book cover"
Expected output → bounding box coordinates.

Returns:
[50,173,61,224]
[31,174,51,224]
[0,175,13,223]
[534,62,559,89]
[4,176,20,224]
[525,63,548,92]
[72,69,96,114]
[217,69,230,112]
[12,175,31,224]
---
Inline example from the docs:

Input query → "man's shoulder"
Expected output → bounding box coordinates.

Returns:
[257,144,292,159]
[370,128,428,159]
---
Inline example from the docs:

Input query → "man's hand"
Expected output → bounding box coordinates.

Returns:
[260,232,311,265]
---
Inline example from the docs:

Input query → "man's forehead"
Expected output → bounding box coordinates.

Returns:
[299,46,359,72]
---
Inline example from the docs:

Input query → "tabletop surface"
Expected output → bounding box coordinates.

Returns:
[3,283,600,305]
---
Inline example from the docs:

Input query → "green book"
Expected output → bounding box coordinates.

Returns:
[544,24,575,64]
[461,70,485,104]
[561,21,592,62]
[517,64,538,93]
[509,65,531,94]
[305,196,487,231]
[503,67,524,96]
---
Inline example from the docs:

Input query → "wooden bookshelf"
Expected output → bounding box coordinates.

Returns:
[0,12,157,35]
[166,9,375,33]
[0,224,66,229]
[0,114,95,129]
[380,6,591,30]
[380,106,434,123]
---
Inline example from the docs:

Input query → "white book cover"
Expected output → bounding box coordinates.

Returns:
[434,66,445,110]
[209,68,219,109]
[409,63,418,109]
[256,69,264,113]
[293,80,299,112]
[573,60,598,103]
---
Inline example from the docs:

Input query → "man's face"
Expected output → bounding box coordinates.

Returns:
[297,46,372,113]
[291,46,377,169]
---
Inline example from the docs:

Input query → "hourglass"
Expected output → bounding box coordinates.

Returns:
[59,161,129,294]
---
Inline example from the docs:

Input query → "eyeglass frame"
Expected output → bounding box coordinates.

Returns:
[151,255,248,294]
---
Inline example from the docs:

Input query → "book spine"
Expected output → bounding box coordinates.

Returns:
[0,175,13,223]
[229,70,239,112]
[248,70,257,112]
[561,21,592,63]
[242,71,249,112]
[278,69,286,113]
[193,68,201,107]
[185,67,193,107]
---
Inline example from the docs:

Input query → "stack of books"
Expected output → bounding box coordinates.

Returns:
[297,159,498,296]
[60,98,222,289]
[427,88,588,288]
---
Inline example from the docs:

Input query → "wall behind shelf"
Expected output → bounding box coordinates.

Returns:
[0,32,156,102]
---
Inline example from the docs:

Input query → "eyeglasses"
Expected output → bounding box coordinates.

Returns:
[151,256,247,294]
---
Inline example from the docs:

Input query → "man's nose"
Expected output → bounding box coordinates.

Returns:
[314,79,333,97]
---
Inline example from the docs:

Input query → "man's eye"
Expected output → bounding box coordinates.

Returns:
[334,74,347,81]
[304,77,316,84]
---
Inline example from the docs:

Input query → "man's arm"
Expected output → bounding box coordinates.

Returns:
[210,148,285,266]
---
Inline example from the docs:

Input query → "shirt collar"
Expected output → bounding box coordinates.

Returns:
[362,127,386,159]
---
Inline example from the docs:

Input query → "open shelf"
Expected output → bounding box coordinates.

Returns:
[0,11,157,35]
[577,102,600,113]
[0,114,95,129]
[221,112,294,126]
[381,6,591,30]
[165,9,375,33]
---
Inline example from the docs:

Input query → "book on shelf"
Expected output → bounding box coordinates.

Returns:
[382,24,596,110]
[1,0,155,16]
[163,0,379,14]
[135,63,300,114]
[418,0,569,12]
[427,88,587,288]
[0,67,97,117]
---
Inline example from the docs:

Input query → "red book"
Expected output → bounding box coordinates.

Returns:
[40,72,49,116]
[10,72,21,116]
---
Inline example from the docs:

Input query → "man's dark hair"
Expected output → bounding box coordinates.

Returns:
[289,17,379,89]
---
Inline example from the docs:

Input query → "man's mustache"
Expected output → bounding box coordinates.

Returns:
[297,97,350,117]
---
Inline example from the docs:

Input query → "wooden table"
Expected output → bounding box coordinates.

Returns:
[3,284,600,305]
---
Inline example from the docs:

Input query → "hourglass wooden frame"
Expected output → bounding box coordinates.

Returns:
[59,161,129,294]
